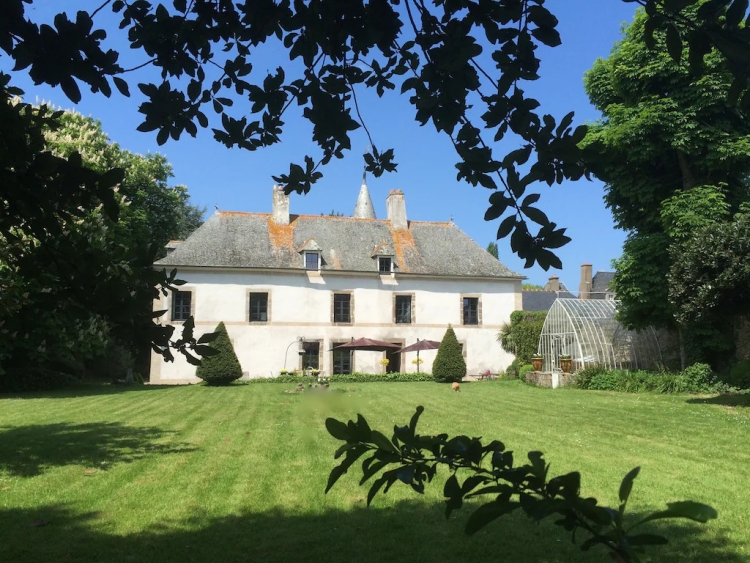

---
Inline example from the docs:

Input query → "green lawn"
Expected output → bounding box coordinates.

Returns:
[0,381,748,563]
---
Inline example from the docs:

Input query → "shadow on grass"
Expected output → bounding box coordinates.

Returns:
[0,383,185,400]
[0,423,196,477]
[0,501,743,563]
[686,394,750,408]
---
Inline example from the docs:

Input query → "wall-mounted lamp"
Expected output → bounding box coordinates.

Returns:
[283,336,305,371]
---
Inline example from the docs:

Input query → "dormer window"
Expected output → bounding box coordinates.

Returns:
[378,256,393,273]
[305,252,320,270]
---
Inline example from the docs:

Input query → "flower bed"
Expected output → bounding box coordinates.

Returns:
[246,372,434,384]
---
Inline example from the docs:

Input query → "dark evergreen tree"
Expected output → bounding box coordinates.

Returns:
[432,327,466,383]
[486,241,498,259]
[195,322,243,386]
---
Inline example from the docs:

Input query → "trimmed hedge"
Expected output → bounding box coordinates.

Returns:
[246,372,434,384]
[433,327,466,383]
[195,322,243,385]
[499,311,546,365]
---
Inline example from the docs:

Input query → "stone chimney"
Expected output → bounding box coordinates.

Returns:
[386,189,407,230]
[545,275,560,292]
[579,263,592,299]
[272,185,290,225]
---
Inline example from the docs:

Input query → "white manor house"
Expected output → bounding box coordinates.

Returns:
[150,181,523,383]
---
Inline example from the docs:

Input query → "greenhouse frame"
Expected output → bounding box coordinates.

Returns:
[537,299,662,373]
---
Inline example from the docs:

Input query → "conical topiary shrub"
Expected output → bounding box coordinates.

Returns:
[195,322,243,385]
[432,326,466,383]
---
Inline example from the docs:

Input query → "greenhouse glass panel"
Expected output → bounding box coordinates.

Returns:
[537,299,662,372]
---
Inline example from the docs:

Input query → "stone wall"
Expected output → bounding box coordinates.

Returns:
[525,372,575,388]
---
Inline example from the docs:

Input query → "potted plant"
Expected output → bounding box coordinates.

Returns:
[531,354,543,372]
[559,355,572,374]
[379,358,390,373]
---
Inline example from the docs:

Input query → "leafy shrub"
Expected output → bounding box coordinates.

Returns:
[584,364,718,394]
[573,365,608,389]
[497,311,546,364]
[588,371,624,391]
[505,359,520,378]
[727,360,750,389]
[651,373,691,394]
[679,363,715,392]
[433,327,466,383]
[247,372,434,384]
[87,342,134,381]
[518,364,535,382]
[195,322,243,386]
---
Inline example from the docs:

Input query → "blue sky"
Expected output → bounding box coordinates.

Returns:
[6,1,640,288]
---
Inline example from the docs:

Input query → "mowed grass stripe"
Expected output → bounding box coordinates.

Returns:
[0,381,747,563]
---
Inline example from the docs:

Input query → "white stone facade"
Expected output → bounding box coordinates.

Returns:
[150,269,521,383]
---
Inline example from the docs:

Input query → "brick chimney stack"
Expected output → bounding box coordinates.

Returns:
[547,275,560,292]
[579,263,592,299]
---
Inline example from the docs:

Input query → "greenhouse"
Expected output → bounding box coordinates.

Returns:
[537,299,662,373]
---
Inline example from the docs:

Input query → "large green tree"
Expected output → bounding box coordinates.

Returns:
[45,110,205,261]
[0,106,204,388]
[583,6,750,366]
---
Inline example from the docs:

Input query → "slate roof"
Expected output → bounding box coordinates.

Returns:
[591,271,615,297]
[522,288,576,312]
[156,211,522,279]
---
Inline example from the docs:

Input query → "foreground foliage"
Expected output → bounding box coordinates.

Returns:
[4,1,750,269]
[325,406,717,563]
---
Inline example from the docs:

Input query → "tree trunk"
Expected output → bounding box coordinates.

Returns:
[677,152,696,190]
[677,324,687,370]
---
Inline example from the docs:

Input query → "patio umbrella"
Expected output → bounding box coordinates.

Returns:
[394,339,441,373]
[330,337,402,352]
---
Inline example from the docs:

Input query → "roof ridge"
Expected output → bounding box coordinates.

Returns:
[216,210,453,226]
